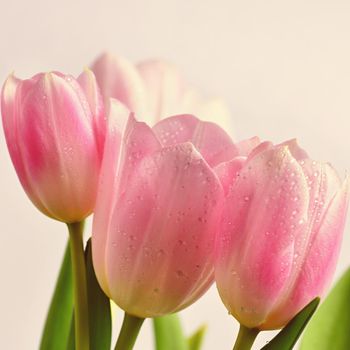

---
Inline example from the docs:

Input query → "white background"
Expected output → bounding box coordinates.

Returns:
[1,0,350,349]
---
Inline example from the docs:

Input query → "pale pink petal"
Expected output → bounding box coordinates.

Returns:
[103,143,223,317]
[91,52,147,117]
[280,139,309,160]
[215,139,348,330]
[236,137,261,157]
[2,74,54,217]
[92,100,130,295]
[263,160,340,310]
[260,162,344,328]
[1,74,25,183]
[193,97,233,135]
[93,111,161,296]
[18,73,100,222]
[214,157,246,195]
[153,114,238,167]
[297,161,342,244]
[215,146,310,328]
[264,177,350,329]
[181,88,201,113]
[77,69,106,154]
[247,141,274,161]
[137,59,185,123]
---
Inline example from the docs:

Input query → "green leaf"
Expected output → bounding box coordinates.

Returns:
[153,314,188,350]
[39,243,74,350]
[300,268,350,350]
[188,325,207,350]
[66,314,75,350]
[261,297,320,350]
[85,239,112,350]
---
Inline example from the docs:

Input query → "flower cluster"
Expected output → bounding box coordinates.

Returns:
[1,53,349,350]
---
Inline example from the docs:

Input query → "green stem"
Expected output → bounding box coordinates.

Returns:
[233,324,259,350]
[68,221,89,350]
[114,313,145,350]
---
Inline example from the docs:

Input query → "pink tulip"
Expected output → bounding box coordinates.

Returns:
[1,70,105,223]
[91,52,232,131]
[92,101,242,317]
[215,140,350,330]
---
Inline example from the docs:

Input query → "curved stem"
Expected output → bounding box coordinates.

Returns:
[233,324,259,350]
[114,313,145,350]
[68,221,89,350]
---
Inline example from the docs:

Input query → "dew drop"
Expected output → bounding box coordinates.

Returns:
[157,249,165,257]
[143,246,150,256]
[176,270,184,277]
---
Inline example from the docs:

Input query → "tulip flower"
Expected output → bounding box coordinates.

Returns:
[1,69,107,350]
[92,102,238,322]
[91,52,232,130]
[1,70,105,223]
[215,140,349,348]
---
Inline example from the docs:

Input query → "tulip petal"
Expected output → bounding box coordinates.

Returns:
[261,161,342,322]
[153,114,237,167]
[92,100,130,295]
[17,73,100,222]
[192,97,233,135]
[1,75,25,183]
[214,157,246,195]
[78,69,106,154]
[236,137,261,157]
[264,177,350,329]
[91,52,147,117]
[280,139,309,160]
[1,74,54,217]
[216,146,310,328]
[179,88,234,134]
[103,142,222,317]
[137,60,185,123]
[93,110,161,296]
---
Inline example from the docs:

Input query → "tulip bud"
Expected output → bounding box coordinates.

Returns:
[215,140,350,330]
[92,102,238,317]
[91,52,232,130]
[1,70,105,223]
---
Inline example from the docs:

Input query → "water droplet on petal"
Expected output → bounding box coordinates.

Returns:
[176,270,184,277]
